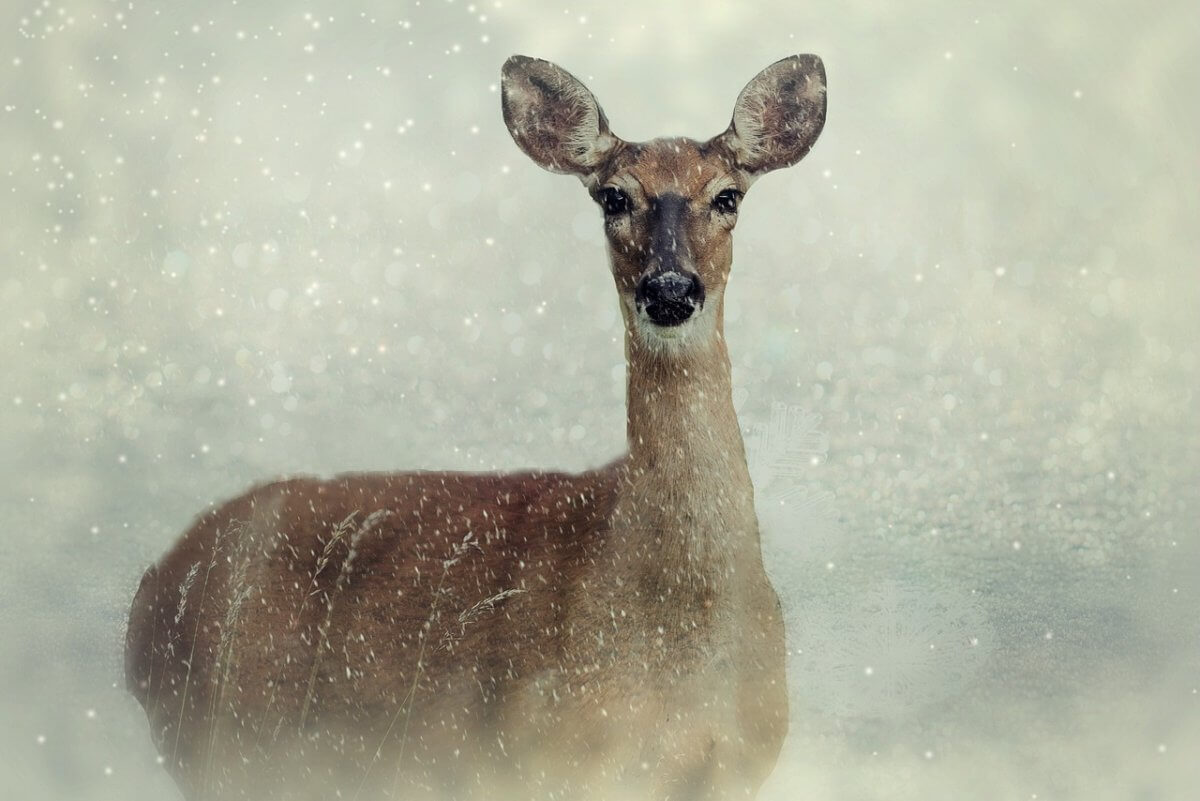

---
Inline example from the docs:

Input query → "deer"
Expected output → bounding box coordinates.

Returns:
[125,54,827,801]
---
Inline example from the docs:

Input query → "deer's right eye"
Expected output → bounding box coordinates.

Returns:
[712,188,742,214]
[598,187,631,216]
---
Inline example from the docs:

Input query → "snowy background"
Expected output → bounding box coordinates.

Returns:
[2,0,1198,798]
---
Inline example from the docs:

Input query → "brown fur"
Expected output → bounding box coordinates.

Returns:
[127,54,827,801]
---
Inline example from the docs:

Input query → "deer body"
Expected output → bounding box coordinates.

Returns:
[126,55,826,800]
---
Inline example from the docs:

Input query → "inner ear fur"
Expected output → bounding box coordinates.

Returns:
[716,54,827,175]
[501,55,618,177]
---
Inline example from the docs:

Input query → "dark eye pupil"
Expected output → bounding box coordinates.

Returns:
[714,189,740,213]
[600,188,630,216]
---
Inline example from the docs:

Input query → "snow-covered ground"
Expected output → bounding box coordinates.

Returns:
[1,1,1196,798]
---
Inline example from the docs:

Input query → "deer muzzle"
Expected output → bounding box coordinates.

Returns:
[636,269,705,327]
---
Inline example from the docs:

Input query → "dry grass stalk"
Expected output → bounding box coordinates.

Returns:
[351,531,482,800]
[171,526,226,768]
[201,520,257,793]
[297,509,390,731]
[439,588,527,653]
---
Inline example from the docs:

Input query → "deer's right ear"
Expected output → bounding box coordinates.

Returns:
[501,56,617,178]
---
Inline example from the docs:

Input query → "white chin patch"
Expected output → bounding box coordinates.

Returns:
[633,307,715,354]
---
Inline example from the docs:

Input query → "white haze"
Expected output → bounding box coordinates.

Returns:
[1,0,1197,798]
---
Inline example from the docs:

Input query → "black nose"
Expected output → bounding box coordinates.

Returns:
[636,271,704,327]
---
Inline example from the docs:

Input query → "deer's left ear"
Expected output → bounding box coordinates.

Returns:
[716,55,827,176]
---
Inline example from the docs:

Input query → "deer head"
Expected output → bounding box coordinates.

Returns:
[501,54,827,355]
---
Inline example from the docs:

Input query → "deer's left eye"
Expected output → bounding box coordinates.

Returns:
[712,188,741,214]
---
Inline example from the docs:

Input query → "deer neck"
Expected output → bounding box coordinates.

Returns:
[615,300,759,569]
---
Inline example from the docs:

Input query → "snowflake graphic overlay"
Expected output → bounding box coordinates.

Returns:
[791,578,995,721]
[745,401,995,722]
